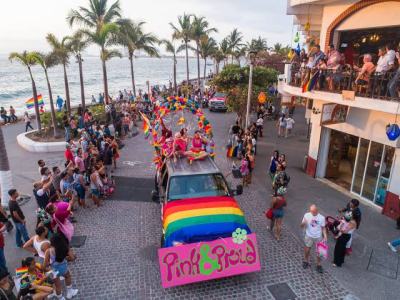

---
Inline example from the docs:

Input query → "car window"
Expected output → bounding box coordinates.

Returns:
[214,93,225,98]
[167,174,229,201]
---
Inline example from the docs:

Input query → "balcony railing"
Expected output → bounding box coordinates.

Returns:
[288,64,400,101]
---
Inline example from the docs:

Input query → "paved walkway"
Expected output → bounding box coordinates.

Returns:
[1,106,399,299]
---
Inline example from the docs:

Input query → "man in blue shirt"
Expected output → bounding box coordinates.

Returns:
[56,95,64,112]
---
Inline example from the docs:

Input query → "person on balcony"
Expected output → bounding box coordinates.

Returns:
[376,47,393,74]
[326,45,344,91]
[388,51,400,99]
[307,45,325,69]
[354,54,375,86]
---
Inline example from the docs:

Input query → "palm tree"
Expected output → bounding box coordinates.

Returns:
[0,126,13,207]
[30,52,59,138]
[191,16,217,86]
[233,46,246,67]
[246,36,268,54]
[80,23,121,103]
[170,14,193,84]
[219,38,230,67]
[118,20,159,97]
[46,34,72,114]
[197,36,217,79]
[227,29,243,63]
[68,32,89,112]
[212,50,225,74]
[161,39,185,94]
[67,0,122,103]
[9,51,41,131]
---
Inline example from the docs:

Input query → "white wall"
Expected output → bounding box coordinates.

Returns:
[337,2,400,31]
[319,2,353,48]
[388,148,400,195]
[325,107,399,148]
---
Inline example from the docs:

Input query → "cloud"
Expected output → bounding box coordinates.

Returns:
[0,0,293,54]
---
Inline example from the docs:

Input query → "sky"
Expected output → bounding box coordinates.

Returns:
[0,0,293,55]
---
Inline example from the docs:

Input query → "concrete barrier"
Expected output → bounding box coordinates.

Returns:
[17,130,66,153]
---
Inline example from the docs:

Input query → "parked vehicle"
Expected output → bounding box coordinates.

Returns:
[209,92,227,112]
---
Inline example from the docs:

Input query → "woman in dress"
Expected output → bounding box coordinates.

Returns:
[269,150,280,180]
[240,154,250,187]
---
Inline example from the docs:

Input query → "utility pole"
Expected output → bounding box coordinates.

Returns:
[245,51,256,129]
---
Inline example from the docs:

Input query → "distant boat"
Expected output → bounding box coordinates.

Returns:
[206,62,213,66]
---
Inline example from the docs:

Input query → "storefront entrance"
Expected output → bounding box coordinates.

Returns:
[325,130,395,206]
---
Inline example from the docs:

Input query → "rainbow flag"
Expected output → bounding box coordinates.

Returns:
[15,267,28,277]
[140,112,151,138]
[25,94,44,109]
[302,70,320,93]
[162,196,251,247]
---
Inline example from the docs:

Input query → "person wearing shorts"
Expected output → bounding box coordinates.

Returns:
[301,204,327,273]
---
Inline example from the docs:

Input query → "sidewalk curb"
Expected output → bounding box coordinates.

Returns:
[17,130,65,153]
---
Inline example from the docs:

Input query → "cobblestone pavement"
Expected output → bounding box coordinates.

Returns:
[69,110,349,299]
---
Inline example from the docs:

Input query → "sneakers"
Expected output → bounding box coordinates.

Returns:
[302,261,310,269]
[66,287,79,299]
[387,242,397,252]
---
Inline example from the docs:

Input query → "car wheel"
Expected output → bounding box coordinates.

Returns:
[160,234,165,247]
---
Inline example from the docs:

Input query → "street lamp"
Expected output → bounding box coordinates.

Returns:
[245,51,257,129]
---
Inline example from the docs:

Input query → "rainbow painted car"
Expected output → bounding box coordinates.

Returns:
[153,157,261,288]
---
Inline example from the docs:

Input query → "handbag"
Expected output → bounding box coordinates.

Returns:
[316,241,328,260]
[265,208,273,220]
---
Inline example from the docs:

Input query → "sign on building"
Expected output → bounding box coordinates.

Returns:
[321,103,349,125]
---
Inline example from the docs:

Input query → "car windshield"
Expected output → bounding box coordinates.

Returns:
[213,92,225,98]
[168,174,229,201]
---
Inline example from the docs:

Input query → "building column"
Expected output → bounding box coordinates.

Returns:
[383,148,400,219]
[306,100,323,177]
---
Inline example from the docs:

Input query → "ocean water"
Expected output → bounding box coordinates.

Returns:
[0,55,214,115]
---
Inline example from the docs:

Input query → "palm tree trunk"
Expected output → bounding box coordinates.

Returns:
[203,57,207,80]
[129,55,136,97]
[28,67,41,131]
[63,64,71,115]
[102,59,109,104]
[44,69,58,138]
[78,56,85,113]
[185,41,189,84]
[196,42,201,87]
[0,126,13,207]
[173,56,177,94]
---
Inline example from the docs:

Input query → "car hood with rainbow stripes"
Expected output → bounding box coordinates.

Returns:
[162,196,251,248]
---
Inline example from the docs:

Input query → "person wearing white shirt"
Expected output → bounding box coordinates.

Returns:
[376,46,395,73]
[285,116,295,138]
[301,205,327,273]
[256,117,264,137]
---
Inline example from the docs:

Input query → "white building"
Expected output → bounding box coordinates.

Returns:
[279,0,400,218]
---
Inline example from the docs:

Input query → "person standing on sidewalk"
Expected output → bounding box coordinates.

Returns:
[0,222,8,273]
[277,114,286,137]
[284,115,295,138]
[256,116,264,137]
[269,150,280,180]
[301,204,327,273]
[333,212,356,267]
[24,112,34,132]
[8,189,30,248]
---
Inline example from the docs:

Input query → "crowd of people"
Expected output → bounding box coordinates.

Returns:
[0,106,18,125]
[0,99,137,298]
[290,43,400,98]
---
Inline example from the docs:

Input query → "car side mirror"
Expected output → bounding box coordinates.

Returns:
[151,190,160,202]
[235,184,243,196]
